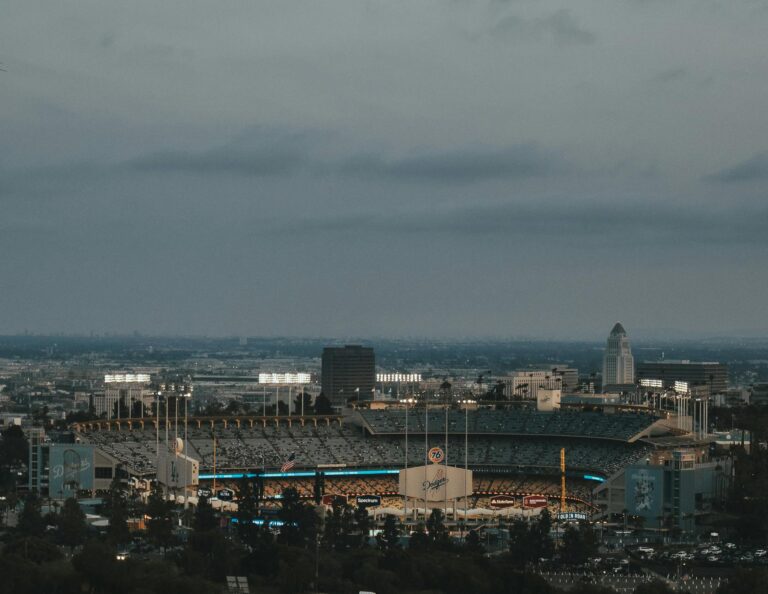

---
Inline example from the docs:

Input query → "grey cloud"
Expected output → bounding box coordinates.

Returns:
[128,129,319,176]
[284,200,768,245]
[131,145,308,176]
[492,9,596,45]
[653,67,687,84]
[0,137,564,207]
[707,153,768,183]
[124,136,563,183]
[340,144,560,183]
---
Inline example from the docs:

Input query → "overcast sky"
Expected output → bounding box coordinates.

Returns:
[1,1,768,340]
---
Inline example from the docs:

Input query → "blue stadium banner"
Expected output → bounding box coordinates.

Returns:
[48,445,94,498]
[625,466,663,520]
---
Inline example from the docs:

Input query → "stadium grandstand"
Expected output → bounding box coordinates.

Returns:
[73,407,679,514]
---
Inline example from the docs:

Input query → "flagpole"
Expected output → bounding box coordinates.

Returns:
[464,399,468,525]
[164,396,169,498]
[174,394,179,503]
[444,401,448,521]
[184,390,189,512]
[424,393,428,520]
[212,431,217,495]
[155,390,160,483]
[404,396,408,523]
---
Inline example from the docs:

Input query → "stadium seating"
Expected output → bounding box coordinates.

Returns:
[81,411,652,477]
[359,409,656,441]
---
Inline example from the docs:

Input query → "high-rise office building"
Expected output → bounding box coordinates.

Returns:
[602,322,635,389]
[321,345,375,407]
[637,360,728,395]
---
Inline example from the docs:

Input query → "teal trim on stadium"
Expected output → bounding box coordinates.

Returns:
[198,468,400,480]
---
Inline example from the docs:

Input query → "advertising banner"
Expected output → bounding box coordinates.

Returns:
[490,495,516,509]
[523,495,548,508]
[355,495,381,508]
[322,494,348,507]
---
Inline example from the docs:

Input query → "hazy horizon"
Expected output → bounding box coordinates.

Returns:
[2,326,768,343]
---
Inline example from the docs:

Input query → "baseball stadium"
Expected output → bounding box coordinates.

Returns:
[71,403,708,520]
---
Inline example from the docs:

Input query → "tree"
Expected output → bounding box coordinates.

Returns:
[2,535,62,563]
[104,476,130,545]
[235,479,258,546]
[194,496,217,533]
[560,521,599,565]
[376,514,401,551]
[278,487,316,548]
[408,522,429,551]
[225,399,248,415]
[509,510,554,566]
[465,528,483,553]
[314,393,333,415]
[17,494,44,537]
[240,522,279,578]
[322,502,344,549]
[58,497,87,549]
[72,539,121,594]
[293,391,313,416]
[146,484,174,549]
[353,504,371,548]
[426,508,451,550]
[531,509,555,561]
[0,424,28,467]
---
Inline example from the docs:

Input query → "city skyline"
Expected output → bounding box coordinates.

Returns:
[2,2,767,339]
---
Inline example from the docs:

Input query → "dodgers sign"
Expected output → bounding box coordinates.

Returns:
[399,464,472,502]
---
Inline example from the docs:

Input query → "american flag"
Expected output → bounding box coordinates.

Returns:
[280,452,296,472]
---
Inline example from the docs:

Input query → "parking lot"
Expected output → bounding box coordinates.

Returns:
[628,541,768,569]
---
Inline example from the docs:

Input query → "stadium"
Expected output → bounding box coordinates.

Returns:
[70,403,703,521]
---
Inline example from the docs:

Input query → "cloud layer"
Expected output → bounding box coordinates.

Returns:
[0,0,767,338]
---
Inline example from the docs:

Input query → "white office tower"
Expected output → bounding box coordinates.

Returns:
[602,322,635,388]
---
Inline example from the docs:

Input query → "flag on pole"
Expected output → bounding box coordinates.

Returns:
[280,452,296,472]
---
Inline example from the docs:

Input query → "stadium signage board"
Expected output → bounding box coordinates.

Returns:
[217,488,234,501]
[522,495,548,508]
[399,465,472,502]
[557,512,588,522]
[490,495,516,509]
[197,487,212,498]
[322,494,347,507]
[355,495,381,508]
[428,447,445,464]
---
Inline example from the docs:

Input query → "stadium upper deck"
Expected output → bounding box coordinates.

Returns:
[76,408,660,477]
[359,409,659,442]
